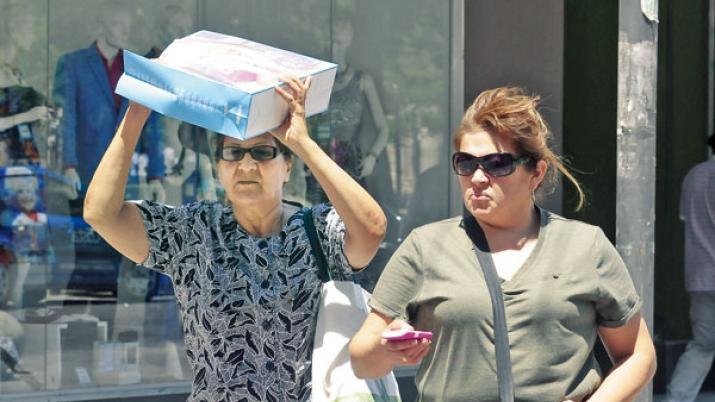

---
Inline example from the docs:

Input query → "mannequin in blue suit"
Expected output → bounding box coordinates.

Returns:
[53,5,164,201]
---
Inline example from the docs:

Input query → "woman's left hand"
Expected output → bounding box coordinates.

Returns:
[271,76,312,148]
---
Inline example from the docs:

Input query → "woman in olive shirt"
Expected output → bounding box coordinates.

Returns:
[350,87,656,401]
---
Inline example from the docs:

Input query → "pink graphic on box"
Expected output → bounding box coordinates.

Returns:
[158,31,327,92]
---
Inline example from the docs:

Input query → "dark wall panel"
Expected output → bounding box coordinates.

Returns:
[563,0,619,238]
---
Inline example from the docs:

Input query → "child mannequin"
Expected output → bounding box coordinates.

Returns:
[1,167,49,308]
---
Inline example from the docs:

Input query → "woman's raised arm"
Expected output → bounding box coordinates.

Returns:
[272,76,387,269]
[83,102,153,264]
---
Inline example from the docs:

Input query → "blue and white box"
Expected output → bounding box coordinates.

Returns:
[116,31,337,140]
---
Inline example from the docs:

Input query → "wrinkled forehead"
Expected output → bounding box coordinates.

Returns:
[222,133,277,148]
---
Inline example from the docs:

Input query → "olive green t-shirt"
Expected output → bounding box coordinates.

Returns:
[369,209,641,402]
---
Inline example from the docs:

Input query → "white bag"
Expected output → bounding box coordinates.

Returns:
[311,280,402,402]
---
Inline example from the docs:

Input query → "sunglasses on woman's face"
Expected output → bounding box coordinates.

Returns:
[452,152,533,177]
[220,145,282,162]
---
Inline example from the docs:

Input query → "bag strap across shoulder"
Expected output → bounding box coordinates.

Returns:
[301,207,332,283]
[464,215,515,402]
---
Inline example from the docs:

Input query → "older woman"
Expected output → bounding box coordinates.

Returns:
[83,77,386,401]
[349,87,656,401]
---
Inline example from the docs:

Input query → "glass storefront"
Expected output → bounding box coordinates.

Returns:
[0,0,456,399]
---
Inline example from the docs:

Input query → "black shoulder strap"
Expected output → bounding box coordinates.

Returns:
[301,207,331,283]
[464,216,514,402]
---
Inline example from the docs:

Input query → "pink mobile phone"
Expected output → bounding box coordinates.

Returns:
[381,329,433,342]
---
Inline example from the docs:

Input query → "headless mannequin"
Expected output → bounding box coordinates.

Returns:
[303,18,390,206]
[330,21,388,179]
[62,11,165,201]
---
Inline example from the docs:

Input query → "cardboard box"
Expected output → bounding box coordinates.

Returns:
[116,31,337,140]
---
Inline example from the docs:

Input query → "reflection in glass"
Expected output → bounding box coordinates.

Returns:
[1,167,50,307]
[53,1,165,201]
[306,7,393,207]
[0,2,47,167]
[0,2,52,391]
[0,0,454,398]
[311,0,451,291]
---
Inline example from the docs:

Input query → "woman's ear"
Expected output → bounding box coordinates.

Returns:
[284,156,293,183]
[531,160,548,191]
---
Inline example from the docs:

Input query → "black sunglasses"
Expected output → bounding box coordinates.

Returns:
[220,145,282,162]
[452,152,533,177]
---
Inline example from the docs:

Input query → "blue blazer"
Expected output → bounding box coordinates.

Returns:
[53,44,164,192]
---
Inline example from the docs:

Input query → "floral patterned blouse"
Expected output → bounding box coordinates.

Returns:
[137,200,353,402]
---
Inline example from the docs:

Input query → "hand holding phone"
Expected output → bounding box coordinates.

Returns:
[381,329,433,342]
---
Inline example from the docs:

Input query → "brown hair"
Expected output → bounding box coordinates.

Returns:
[454,87,585,210]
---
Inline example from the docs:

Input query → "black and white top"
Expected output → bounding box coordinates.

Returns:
[137,200,353,402]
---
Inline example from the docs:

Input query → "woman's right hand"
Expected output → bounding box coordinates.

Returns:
[381,319,432,366]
